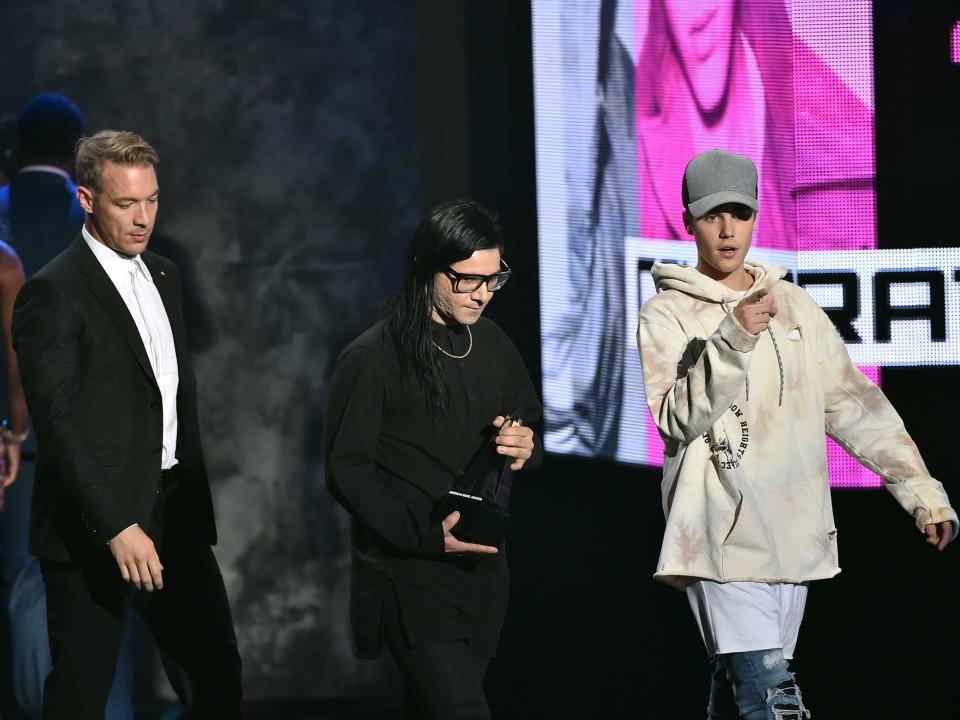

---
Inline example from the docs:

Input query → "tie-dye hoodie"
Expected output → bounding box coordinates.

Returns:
[638,260,956,589]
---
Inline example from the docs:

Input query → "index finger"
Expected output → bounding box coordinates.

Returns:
[451,540,499,555]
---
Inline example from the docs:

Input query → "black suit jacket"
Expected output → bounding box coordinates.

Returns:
[12,234,217,562]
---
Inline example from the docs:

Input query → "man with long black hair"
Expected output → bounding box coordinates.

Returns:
[326,199,542,719]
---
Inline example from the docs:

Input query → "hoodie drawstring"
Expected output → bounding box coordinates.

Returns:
[721,297,784,407]
[767,325,784,407]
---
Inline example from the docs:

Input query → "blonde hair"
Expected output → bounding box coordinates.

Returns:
[75,130,158,191]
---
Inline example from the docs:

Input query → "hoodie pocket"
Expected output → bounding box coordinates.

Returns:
[721,483,834,580]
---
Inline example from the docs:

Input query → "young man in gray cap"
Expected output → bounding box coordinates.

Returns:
[637,148,955,718]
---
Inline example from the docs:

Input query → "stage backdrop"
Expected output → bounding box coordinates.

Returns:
[0,0,420,698]
[533,0,960,487]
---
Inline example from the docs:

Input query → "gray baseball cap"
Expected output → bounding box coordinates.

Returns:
[682,148,759,219]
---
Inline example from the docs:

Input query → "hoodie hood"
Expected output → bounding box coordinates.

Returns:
[651,259,790,408]
[652,259,788,304]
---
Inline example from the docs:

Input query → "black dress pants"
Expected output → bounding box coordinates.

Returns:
[383,588,491,720]
[40,476,242,719]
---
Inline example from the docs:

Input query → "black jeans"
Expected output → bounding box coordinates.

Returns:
[383,589,491,720]
[40,473,242,719]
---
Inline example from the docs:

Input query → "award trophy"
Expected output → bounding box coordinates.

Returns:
[430,395,523,548]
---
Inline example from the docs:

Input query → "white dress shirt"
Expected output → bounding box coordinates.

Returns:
[83,226,179,469]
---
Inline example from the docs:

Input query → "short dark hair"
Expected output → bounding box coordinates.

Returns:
[16,93,84,167]
[386,199,504,416]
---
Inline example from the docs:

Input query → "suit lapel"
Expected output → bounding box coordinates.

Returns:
[69,236,159,392]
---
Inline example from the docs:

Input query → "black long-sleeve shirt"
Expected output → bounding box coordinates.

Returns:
[326,317,542,657]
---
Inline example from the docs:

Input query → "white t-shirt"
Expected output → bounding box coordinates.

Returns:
[686,580,808,659]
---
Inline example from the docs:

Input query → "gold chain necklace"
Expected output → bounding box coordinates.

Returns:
[432,325,472,359]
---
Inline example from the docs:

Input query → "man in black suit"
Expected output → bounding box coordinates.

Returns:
[12,129,242,718]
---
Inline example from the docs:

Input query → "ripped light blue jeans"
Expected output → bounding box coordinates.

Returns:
[707,648,811,719]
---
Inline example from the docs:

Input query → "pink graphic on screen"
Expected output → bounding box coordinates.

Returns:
[634,0,880,487]
[953,20,960,64]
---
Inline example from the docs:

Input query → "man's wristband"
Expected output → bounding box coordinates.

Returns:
[1,420,29,446]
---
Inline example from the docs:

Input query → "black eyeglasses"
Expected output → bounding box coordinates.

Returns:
[444,259,512,293]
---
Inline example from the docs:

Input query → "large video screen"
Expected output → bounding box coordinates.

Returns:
[533,0,960,487]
